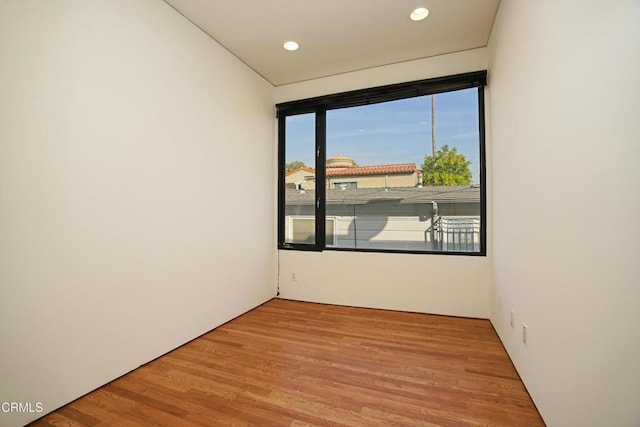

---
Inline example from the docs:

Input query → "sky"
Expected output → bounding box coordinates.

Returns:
[285,88,481,184]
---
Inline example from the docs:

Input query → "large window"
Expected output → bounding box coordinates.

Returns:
[277,71,487,255]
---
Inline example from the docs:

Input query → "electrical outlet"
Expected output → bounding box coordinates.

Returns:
[522,323,528,344]
[291,272,297,282]
[510,310,514,328]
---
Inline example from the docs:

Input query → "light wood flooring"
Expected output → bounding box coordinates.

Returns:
[30,298,545,426]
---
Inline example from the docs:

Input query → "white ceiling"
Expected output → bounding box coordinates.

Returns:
[163,0,500,86]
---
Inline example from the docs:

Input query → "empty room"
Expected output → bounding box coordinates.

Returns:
[0,1,638,426]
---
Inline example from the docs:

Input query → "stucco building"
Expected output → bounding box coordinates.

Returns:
[285,155,422,190]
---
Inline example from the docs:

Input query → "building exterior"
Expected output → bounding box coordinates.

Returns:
[284,156,478,252]
[284,167,316,189]
[284,185,481,252]
[285,155,422,190]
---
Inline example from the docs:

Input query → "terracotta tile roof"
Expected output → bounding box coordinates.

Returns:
[285,167,315,176]
[327,163,420,177]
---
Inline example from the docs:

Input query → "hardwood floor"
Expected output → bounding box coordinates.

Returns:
[30,299,545,426]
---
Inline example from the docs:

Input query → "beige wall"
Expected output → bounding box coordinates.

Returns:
[285,169,316,189]
[275,48,491,319]
[0,1,275,426]
[287,171,419,190]
[488,1,640,426]
[328,172,418,189]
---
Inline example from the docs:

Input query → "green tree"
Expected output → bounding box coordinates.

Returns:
[285,160,307,173]
[421,145,472,186]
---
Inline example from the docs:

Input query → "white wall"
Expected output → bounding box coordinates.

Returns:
[488,1,640,426]
[275,49,492,319]
[0,1,275,425]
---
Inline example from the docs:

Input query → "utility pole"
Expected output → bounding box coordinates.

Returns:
[431,94,436,157]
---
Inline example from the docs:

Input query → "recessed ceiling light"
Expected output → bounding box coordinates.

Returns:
[410,7,429,21]
[283,41,299,51]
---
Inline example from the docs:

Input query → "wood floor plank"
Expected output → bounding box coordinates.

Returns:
[30,299,545,426]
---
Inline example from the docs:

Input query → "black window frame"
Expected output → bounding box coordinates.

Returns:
[277,70,487,256]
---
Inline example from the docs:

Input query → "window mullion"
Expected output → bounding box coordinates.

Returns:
[315,109,327,249]
[277,114,286,247]
[478,86,487,255]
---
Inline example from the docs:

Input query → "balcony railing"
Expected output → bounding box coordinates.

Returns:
[435,216,480,252]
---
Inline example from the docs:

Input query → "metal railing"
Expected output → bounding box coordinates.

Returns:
[435,216,480,252]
